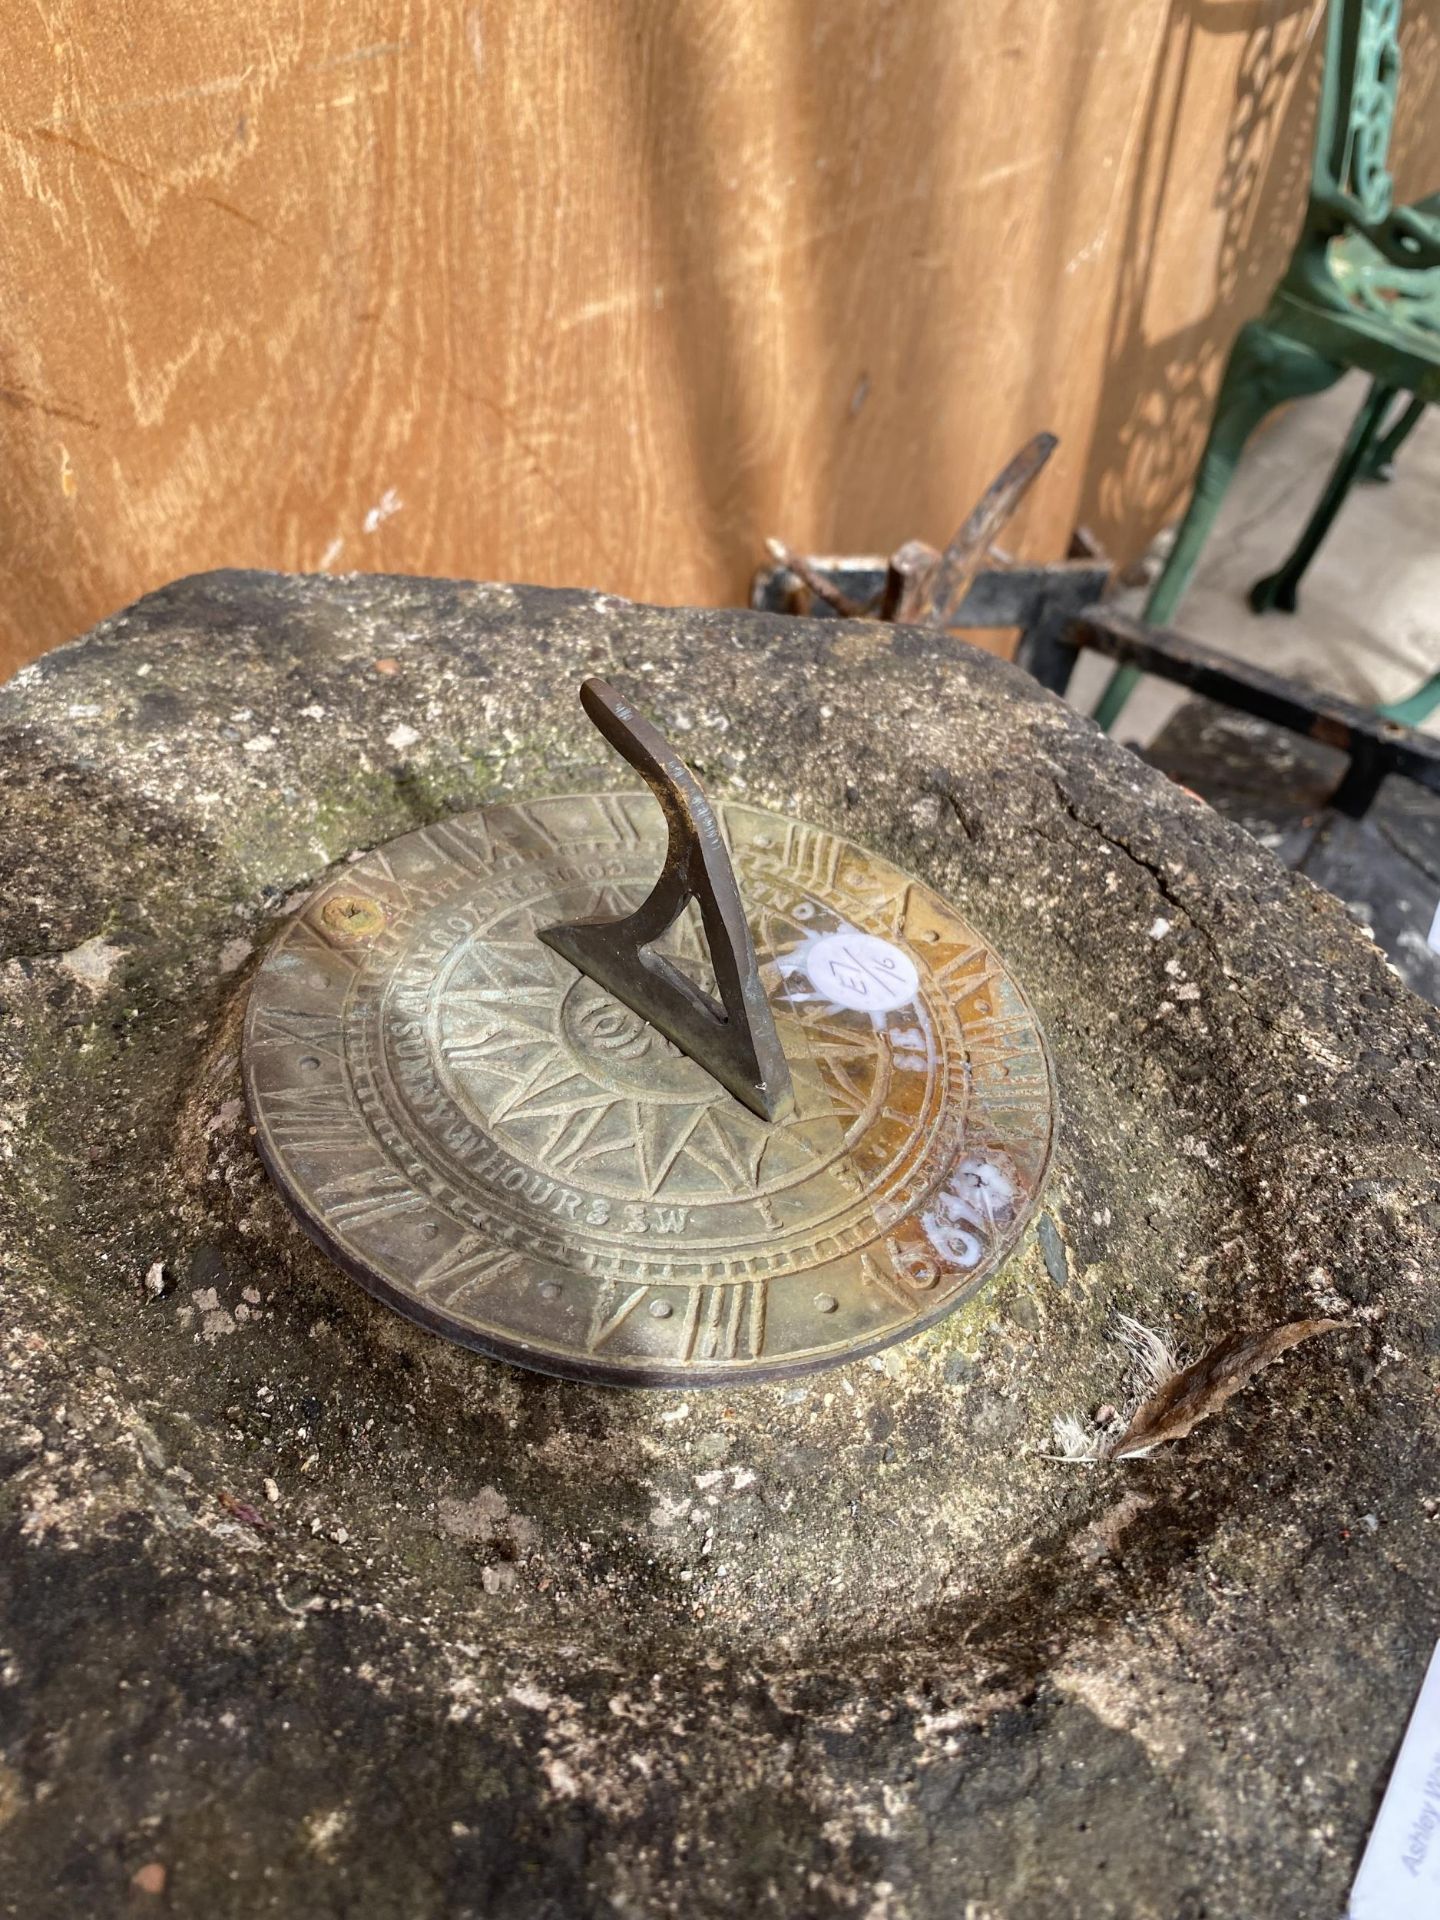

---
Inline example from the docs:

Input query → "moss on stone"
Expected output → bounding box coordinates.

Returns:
[2,571,1437,1919]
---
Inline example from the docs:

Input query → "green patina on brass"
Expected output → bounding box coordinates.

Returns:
[1096,0,1440,733]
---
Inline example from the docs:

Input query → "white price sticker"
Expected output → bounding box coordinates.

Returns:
[1350,1638,1440,1918]
[804,933,919,1014]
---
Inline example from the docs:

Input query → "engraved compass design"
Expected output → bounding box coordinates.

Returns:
[243,793,1055,1385]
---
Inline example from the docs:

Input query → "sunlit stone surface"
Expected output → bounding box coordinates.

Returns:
[1,572,1437,1918]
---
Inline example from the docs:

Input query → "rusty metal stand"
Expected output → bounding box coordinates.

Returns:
[1032,608,1440,818]
[753,433,1434,821]
[751,557,1110,670]
[753,434,1110,696]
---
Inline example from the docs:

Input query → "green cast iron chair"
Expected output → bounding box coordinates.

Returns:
[1095,0,1440,735]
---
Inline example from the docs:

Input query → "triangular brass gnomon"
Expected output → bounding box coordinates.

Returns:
[539,679,795,1123]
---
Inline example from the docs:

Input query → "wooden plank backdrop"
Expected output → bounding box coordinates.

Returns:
[1,2,1436,677]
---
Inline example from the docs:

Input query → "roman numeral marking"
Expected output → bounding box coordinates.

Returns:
[965,1009,1032,1040]
[933,948,992,989]
[263,1082,356,1151]
[783,823,841,895]
[679,1283,765,1362]
[860,1250,920,1317]
[314,1165,426,1230]
[586,883,638,920]
[249,1006,345,1061]
[365,845,448,912]
[746,1279,767,1358]
[420,817,494,878]
[515,808,561,854]
[588,1285,650,1351]
[412,1235,521,1308]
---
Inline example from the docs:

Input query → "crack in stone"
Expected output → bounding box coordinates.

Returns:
[1049,778,1246,995]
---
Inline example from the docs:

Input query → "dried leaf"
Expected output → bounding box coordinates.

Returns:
[218,1490,272,1530]
[1108,1318,1346,1460]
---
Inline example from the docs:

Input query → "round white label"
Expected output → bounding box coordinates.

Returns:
[804,932,919,1014]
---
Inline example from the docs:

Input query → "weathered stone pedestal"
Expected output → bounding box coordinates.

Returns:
[2,573,1437,1919]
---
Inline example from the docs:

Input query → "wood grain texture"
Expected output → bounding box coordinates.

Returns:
[2,2,1436,677]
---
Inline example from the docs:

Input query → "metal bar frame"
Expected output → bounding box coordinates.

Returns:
[750,556,1111,665]
[1036,606,1440,818]
[751,554,1439,820]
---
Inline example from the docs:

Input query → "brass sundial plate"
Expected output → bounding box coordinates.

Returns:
[242,794,1055,1386]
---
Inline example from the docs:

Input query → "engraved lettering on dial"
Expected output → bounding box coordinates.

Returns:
[242,793,1054,1386]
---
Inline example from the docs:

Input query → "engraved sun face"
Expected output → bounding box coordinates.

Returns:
[422,876,929,1211]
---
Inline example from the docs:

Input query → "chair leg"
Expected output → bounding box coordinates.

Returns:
[1361,393,1426,482]
[1249,378,1395,614]
[1093,322,1343,732]
[1379,669,1440,729]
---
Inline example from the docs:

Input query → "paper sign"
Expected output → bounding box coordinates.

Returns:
[1349,1638,1440,1918]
